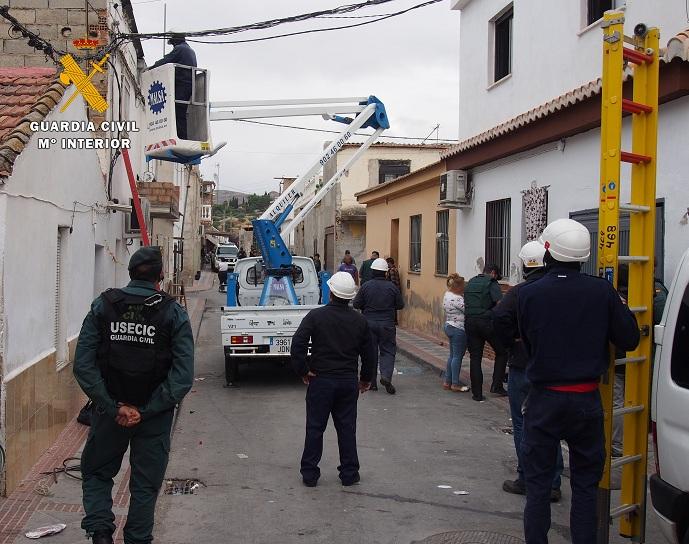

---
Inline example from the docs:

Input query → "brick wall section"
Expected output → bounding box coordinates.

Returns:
[0,0,107,88]
[136,181,181,210]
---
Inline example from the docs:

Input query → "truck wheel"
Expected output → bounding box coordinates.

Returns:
[225,356,240,387]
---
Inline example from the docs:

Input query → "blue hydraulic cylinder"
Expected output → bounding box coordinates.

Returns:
[320,271,331,305]
[226,272,239,307]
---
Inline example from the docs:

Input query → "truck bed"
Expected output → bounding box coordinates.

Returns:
[220,304,320,357]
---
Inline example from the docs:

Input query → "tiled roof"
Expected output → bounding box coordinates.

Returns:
[342,141,452,149]
[0,67,65,178]
[442,28,689,161]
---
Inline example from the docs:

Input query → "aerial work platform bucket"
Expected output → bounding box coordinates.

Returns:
[141,63,224,165]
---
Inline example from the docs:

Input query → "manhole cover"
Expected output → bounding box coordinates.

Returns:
[163,478,204,495]
[414,531,524,544]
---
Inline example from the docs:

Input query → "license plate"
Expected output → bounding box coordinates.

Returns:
[269,337,291,354]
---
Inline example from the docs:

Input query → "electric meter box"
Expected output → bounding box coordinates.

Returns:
[141,63,213,164]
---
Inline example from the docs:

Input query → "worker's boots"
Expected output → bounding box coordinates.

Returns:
[91,531,114,544]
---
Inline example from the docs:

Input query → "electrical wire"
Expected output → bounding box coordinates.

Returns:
[232,118,458,142]
[183,1,444,45]
[120,0,402,39]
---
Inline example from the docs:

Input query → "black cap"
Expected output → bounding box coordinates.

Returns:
[128,246,163,271]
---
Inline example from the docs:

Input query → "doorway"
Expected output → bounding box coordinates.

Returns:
[390,218,399,263]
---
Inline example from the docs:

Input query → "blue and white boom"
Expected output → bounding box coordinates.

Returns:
[208,96,389,306]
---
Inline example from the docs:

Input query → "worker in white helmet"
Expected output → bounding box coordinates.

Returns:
[513,219,639,544]
[353,258,405,394]
[290,272,376,487]
[493,240,564,502]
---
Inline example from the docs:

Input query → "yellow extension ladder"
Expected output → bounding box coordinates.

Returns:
[596,11,659,544]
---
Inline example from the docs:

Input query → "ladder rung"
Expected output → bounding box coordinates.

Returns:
[611,454,643,470]
[623,47,654,65]
[613,405,645,417]
[619,203,651,213]
[615,356,646,366]
[628,306,648,313]
[618,255,650,263]
[622,98,653,114]
[621,151,652,164]
[610,503,640,519]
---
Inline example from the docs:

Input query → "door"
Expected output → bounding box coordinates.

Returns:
[390,218,399,263]
[324,227,335,273]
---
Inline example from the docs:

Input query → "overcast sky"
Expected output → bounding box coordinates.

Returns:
[132,0,459,194]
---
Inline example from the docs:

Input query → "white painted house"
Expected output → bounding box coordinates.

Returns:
[446,0,689,286]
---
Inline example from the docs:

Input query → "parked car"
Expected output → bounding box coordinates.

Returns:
[650,248,689,544]
[212,243,239,272]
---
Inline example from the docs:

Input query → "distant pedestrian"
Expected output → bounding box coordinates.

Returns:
[217,260,229,292]
[237,248,247,260]
[73,247,194,544]
[514,219,639,543]
[385,257,400,290]
[353,258,404,394]
[342,249,356,265]
[312,253,322,273]
[443,273,469,392]
[359,251,379,284]
[493,241,563,502]
[464,263,508,401]
[338,254,359,285]
[290,272,376,487]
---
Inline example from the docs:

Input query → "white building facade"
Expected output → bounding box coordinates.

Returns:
[447,0,689,286]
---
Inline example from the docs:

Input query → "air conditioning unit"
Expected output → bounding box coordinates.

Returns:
[439,169,472,208]
[125,197,151,237]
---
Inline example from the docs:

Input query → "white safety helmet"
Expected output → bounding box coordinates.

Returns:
[371,258,389,272]
[518,240,546,268]
[327,271,357,300]
[539,218,591,263]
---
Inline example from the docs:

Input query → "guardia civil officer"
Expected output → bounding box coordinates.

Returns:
[291,272,376,487]
[74,247,194,544]
[515,219,639,544]
[492,241,564,502]
[353,258,404,394]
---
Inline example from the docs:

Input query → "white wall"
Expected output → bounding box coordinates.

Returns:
[454,0,688,140]
[0,95,127,379]
[455,95,689,287]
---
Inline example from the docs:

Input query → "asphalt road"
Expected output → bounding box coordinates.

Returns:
[154,289,663,544]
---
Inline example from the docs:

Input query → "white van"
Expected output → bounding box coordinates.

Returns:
[212,243,238,272]
[650,248,689,544]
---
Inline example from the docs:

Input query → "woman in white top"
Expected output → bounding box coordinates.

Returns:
[443,273,469,392]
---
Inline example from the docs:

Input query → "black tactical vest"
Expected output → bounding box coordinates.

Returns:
[464,275,495,318]
[97,289,175,406]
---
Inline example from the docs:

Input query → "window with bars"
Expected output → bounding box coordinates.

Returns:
[493,5,513,82]
[409,215,422,272]
[485,199,511,275]
[436,210,449,275]
[379,160,411,184]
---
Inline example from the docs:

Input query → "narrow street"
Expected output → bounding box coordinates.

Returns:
[155,288,570,544]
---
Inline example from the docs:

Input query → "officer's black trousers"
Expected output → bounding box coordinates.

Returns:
[522,388,605,544]
[81,408,174,544]
[465,317,508,393]
[301,375,360,483]
[367,320,397,382]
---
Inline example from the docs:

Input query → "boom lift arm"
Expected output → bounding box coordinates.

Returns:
[209,96,389,306]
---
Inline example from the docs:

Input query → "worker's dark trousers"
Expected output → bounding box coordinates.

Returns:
[81,408,174,544]
[301,375,359,484]
[367,320,397,382]
[522,388,605,544]
[465,316,508,393]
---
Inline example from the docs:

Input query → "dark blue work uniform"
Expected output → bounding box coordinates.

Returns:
[493,269,564,493]
[352,276,404,383]
[290,298,376,485]
[517,266,639,544]
[151,41,197,140]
